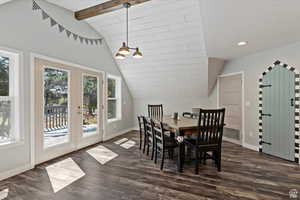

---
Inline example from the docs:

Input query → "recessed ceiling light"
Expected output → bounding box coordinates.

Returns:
[238,41,248,46]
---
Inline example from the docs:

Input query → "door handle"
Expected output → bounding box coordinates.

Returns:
[77,106,82,114]
[291,98,294,107]
[261,141,272,145]
[261,113,271,117]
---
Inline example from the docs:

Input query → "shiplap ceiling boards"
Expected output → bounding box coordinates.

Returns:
[0,0,12,5]
[47,0,208,102]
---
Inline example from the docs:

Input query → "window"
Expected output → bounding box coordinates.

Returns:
[107,75,121,121]
[0,50,20,145]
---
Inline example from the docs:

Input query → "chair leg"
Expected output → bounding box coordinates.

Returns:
[170,149,174,160]
[143,136,147,154]
[195,150,199,174]
[151,144,155,160]
[217,150,222,172]
[146,143,150,156]
[199,152,203,164]
[154,146,158,164]
[139,132,142,150]
[151,140,155,160]
[160,150,165,171]
[203,152,207,165]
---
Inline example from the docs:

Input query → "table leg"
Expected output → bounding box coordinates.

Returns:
[177,130,185,173]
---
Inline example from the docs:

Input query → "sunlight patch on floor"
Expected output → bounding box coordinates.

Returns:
[46,158,85,193]
[120,140,136,149]
[0,188,8,199]
[87,145,118,165]
[114,138,128,145]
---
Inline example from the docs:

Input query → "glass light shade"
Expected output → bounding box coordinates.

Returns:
[118,42,130,55]
[133,48,143,58]
[115,53,126,60]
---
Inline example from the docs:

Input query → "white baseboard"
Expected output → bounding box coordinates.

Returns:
[0,164,32,181]
[103,127,134,141]
[132,126,139,131]
[243,143,259,151]
[223,137,241,145]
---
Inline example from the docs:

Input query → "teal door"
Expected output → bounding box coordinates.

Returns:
[262,65,295,161]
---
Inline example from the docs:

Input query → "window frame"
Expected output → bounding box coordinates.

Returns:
[107,74,122,123]
[0,48,21,147]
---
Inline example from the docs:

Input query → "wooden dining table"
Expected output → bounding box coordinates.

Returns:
[161,115,198,172]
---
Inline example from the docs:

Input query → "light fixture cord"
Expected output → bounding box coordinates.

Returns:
[126,4,129,46]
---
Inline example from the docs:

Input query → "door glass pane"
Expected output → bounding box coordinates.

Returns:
[82,75,98,137]
[108,99,117,119]
[43,68,69,148]
[0,56,9,96]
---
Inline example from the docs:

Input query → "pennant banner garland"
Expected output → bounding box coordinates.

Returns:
[32,0,103,46]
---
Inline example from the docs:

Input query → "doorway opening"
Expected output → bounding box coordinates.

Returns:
[217,72,245,146]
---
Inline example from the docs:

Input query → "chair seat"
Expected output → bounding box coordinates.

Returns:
[156,136,177,149]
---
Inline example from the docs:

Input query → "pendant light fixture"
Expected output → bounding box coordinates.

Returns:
[115,3,143,59]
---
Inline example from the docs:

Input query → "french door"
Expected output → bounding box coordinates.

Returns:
[34,58,103,164]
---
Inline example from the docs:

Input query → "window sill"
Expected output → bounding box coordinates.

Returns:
[0,140,24,150]
[108,118,122,123]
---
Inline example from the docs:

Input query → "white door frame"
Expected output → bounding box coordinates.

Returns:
[30,53,106,167]
[217,71,245,146]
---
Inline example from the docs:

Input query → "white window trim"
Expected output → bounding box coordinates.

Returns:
[0,48,23,147]
[107,74,122,123]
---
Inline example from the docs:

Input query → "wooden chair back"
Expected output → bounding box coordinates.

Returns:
[137,116,144,132]
[152,119,165,149]
[148,104,163,120]
[143,117,154,143]
[197,108,225,145]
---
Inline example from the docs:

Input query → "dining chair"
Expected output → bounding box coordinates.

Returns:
[184,108,225,174]
[137,116,145,150]
[143,117,155,159]
[148,104,163,119]
[152,119,178,171]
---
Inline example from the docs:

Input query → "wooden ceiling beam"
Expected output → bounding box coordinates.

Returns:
[75,0,150,21]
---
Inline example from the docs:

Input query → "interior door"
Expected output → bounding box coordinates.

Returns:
[262,66,295,161]
[34,58,103,164]
[219,74,242,143]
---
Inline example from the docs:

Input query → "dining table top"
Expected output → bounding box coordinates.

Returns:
[162,115,198,131]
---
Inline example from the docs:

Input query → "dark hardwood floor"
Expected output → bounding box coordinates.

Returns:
[0,131,299,200]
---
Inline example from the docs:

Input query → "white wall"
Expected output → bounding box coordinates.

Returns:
[133,90,218,128]
[0,0,133,179]
[215,41,300,148]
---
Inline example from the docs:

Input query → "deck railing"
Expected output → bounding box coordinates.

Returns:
[44,105,68,131]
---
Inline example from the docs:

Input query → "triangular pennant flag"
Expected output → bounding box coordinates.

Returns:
[94,40,98,45]
[66,30,72,38]
[32,1,40,10]
[58,25,65,33]
[90,40,94,45]
[42,11,49,20]
[85,38,89,44]
[50,18,57,27]
[72,34,78,41]
[99,39,103,45]
[79,36,84,43]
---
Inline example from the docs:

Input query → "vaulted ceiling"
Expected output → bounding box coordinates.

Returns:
[47,0,208,101]
[4,0,300,101]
